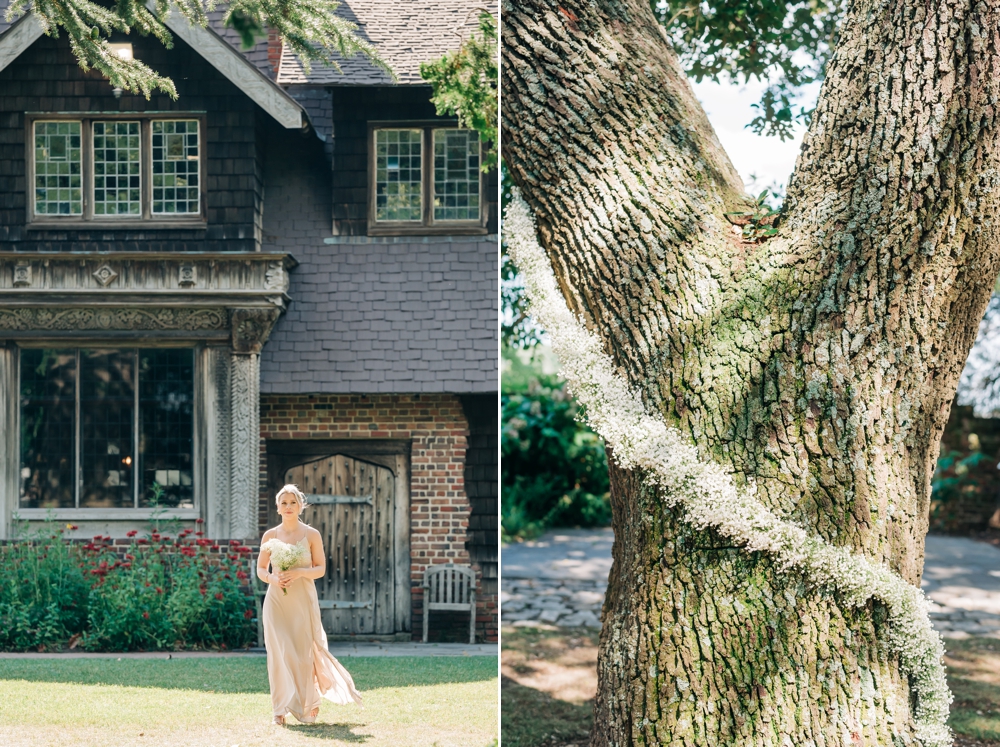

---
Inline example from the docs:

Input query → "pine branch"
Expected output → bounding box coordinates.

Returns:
[3,0,394,100]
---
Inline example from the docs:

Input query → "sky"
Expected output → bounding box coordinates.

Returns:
[690,77,820,197]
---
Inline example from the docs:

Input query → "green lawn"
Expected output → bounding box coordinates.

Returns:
[0,656,498,747]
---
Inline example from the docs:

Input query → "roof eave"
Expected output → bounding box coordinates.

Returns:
[0,8,305,129]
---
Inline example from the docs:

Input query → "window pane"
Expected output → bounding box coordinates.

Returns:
[93,121,141,217]
[374,129,422,221]
[433,129,480,222]
[80,350,135,508]
[139,349,194,508]
[152,120,200,215]
[34,121,82,215]
[19,349,76,508]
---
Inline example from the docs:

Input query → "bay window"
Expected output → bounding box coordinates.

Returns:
[19,348,195,510]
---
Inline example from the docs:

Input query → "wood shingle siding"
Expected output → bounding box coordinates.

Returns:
[326,86,498,237]
[0,33,268,252]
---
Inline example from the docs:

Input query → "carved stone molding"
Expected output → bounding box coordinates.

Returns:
[13,263,30,288]
[264,261,286,291]
[92,264,119,287]
[0,253,295,301]
[0,307,228,331]
[231,307,281,354]
[178,264,197,287]
[229,353,260,539]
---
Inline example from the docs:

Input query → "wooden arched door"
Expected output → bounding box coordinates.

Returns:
[282,454,395,635]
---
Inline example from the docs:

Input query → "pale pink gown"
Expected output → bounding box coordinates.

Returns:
[263,537,363,721]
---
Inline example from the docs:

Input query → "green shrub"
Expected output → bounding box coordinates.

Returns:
[502,380,610,540]
[0,520,255,652]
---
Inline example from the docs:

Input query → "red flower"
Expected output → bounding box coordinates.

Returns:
[195,518,204,524]
[126,530,138,538]
[244,609,254,620]
[236,570,248,581]
[199,588,206,596]
[151,533,161,540]
[125,554,135,561]
[196,539,211,547]
[137,538,148,545]
[122,562,131,569]
[238,547,252,554]
[194,531,204,537]
[229,540,241,547]
[214,592,224,601]
[224,574,231,580]
[156,587,163,594]
[69,524,79,530]
[142,611,150,620]
[181,547,196,557]
[93,535,103,541]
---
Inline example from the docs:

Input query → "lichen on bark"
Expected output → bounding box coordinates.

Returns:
[502,2,1000,742]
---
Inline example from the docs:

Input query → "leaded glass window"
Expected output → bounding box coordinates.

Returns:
[433,129,480,221]
[20,350,77,508]
[152,120,200,214]
[138,349,194,508]
[374,129,422,221]
[18,348,195,510]
[93,121,141,216]
[33,121,82,215]
[79,350,135,508]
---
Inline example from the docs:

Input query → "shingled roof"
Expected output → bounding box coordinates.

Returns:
[0,1,494,86]
[277,0,497,86]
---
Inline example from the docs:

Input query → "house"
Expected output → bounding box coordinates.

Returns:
[0,0,498,642]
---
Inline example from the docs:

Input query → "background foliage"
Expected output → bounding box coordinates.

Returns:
[502,351,610,540]
[421,10,498,171]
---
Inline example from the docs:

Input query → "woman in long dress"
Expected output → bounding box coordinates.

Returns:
[256,484,364,725]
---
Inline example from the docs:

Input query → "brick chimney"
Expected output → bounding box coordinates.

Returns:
[267,28,282,79]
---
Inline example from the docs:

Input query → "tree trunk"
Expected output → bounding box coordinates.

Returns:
[502,0,1000,743]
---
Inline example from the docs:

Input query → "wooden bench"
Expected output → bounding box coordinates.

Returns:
[422,563,476,644]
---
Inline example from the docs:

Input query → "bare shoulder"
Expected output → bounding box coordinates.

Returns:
[306,525,323,542]
[261,527,278,543]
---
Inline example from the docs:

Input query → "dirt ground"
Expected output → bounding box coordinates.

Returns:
[502,626,1000,747]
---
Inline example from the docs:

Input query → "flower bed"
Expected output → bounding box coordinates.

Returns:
[0,520,256,652]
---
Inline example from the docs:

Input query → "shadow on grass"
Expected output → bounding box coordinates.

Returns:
[286,722,370,742]
[945,636,1000,743]
[0,656,497,694]
[501,676,592,747]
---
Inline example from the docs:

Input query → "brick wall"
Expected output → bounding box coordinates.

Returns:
[258,392,497,641]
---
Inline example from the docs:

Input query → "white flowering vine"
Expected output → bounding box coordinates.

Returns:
[503,189,952,747]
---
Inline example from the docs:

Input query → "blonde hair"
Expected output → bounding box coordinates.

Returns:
[275,484,308,513]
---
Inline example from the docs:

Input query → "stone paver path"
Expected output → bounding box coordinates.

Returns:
[922,534,1000,638]
[502,528,613,628]
[502,528,1000,638]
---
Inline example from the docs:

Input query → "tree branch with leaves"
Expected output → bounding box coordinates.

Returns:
[3,0,392,99]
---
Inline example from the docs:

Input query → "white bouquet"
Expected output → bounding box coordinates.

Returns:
[263,539,310,596]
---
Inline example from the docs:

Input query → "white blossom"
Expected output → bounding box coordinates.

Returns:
[503,189,952,747]
[261,538,309,596]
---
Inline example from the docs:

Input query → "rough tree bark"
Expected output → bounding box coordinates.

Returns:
[502,0,1000,744]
